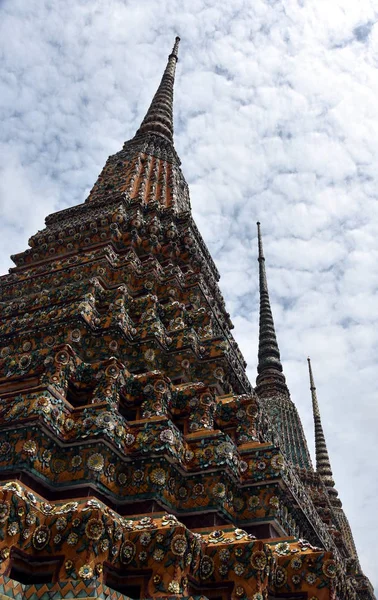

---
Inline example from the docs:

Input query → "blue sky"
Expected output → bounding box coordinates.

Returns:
[0,0,377,587]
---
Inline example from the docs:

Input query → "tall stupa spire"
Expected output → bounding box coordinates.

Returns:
[307,357,340,505]
[87,36,188,209]
[134,36,180,144]
[255,222,287,393]
[255,224,312,470]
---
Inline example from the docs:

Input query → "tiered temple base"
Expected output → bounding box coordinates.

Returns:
[0,482,341,600]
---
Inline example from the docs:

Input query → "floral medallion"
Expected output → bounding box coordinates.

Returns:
[250,550,267,570]
[322,559,337,578]
[32,525,51,550]
[120,540,136,564]
[275,565,288,587]
[171,534,187,556]
[87,453,105,472]
[200,555,214,580]
[85,518,105,541]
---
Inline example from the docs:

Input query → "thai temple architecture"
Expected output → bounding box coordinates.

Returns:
[0,37,374,600]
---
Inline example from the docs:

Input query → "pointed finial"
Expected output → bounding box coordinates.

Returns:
[255,222,284,380]
[307,357,319,416]
[307,357,341,505]
[170,36,180,59]
[134,36,181,143]
[256,221,264,260]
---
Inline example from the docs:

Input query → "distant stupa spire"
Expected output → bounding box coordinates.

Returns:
[134,36,180,143]
[307,357,341,505]
[255,224,312,470]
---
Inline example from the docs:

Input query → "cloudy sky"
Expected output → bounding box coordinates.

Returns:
[1,0,377,587]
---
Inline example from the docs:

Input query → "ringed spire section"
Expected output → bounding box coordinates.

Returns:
[134,36,180,144]
[254,224,312,470]
[307,357,341,506]
[307,358,363,563]
[255,222,287,395]
[86,36,189,211]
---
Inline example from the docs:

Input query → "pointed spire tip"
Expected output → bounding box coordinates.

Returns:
[170,36,180,59]
[256,222,264,260]
[255,219,284,379]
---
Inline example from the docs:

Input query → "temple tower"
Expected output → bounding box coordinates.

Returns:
[0,38,374,600]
